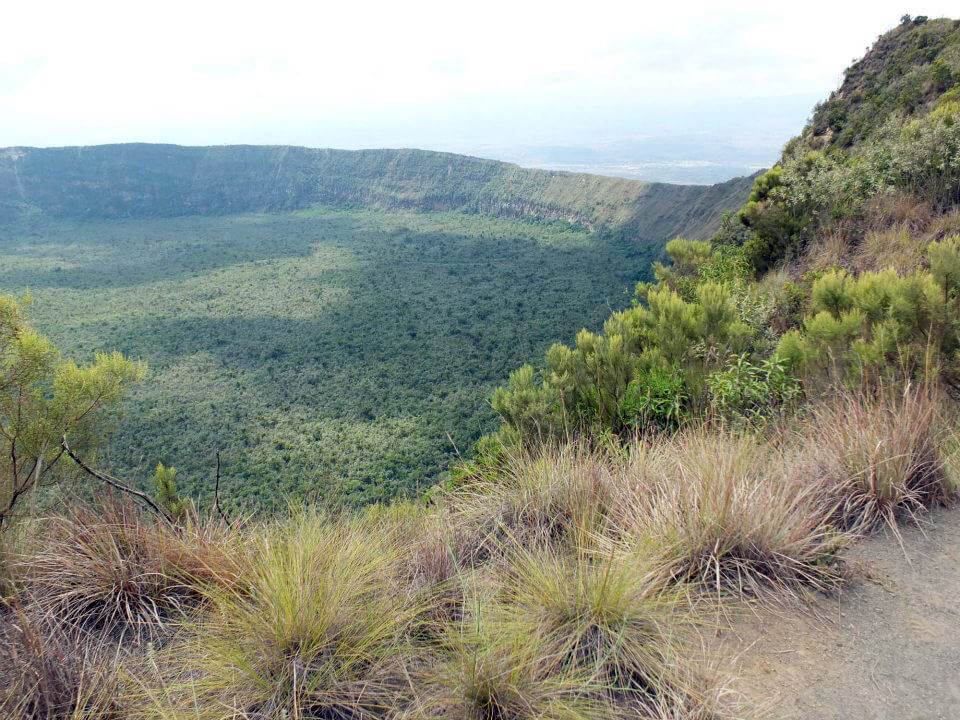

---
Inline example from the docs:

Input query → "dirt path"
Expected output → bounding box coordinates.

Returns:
[721,507,960,720]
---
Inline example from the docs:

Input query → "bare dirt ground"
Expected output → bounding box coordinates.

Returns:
[720,507,960,720]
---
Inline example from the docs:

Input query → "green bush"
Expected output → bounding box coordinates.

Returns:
[777,242,960,385]
[707,353,800,422]
[491,277,753,443]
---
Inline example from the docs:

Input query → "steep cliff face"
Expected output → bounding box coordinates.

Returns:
[0,144,754,241]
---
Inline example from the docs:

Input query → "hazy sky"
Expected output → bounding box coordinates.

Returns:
[2,1,958,153]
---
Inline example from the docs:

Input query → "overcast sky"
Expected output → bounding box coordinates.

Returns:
[2,1,958,154]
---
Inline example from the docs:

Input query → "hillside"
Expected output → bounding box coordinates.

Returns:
[4,15,960,720]
[0,145,753,508]
[806,16,960,149]
[0,144,753,240]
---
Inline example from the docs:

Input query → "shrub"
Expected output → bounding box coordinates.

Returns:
[151,463,188,522]
[0,293,145,531]
[491,281,751,442]
[706,353,800,423]
[777,253,960,387]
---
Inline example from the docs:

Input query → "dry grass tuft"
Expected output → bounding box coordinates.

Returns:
[22,498,240,644]
[134,512,426,719]
[862,191,934,236]
[440,446,616,566]
[797,387,954,534]
[0,607,123,720]
[409,610,607,720]
[927,208,960,242]
[615,432,846,599]
[495,543,716,716]
[806,233,852,271]
[4,387,958,718]
[855,226,927,274]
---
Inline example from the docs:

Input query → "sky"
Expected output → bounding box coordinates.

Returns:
[2,1,958,176]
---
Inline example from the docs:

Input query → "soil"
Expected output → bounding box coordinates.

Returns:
[721,507,960,720]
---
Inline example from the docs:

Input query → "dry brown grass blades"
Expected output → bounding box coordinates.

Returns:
[21,497,241,644]
[1,390,957,719]
[611,432,847,600]
[0,607,123,720]
[438,446,617,566]
[795,386,956,535]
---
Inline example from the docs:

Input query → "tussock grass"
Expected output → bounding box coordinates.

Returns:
[495,544,712,716]
[0,607,122,720]
[798,386,954,533]
[22,498,239,644]
[440,446,615,565]
[2,390,956,718]
[409,610,607,720]
[0,519,25,606]
[615,433,846,598]
[134,512,426,719]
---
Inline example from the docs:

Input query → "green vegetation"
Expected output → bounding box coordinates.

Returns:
[0,293,144,530]
[5,18,960,720]
[809,17,960,149]
[484,19,960,462]
[2,209,659,510]
[4,387,957,719]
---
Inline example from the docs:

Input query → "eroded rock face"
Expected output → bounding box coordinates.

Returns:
[0,143,753,240]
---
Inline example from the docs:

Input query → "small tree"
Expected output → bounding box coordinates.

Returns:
[0,294,146,529]
[153,463,187,521]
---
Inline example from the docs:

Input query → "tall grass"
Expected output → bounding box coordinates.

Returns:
[22,498,239,644]
[1,390,956,718]
[0,607,122,720]
[495,543,711,715]
[797,386,954,533]
[409,606,607,720]
[133,513,426,719]
[613,432,846,599]
[439,446,616,566]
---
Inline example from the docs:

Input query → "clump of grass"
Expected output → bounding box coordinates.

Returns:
[440,446,615,565]
[410,610,607,720]
[799,386,953,533]
[0,607,122,720]
[0,520,26,607]
[495,543,712,716]
[23,497,239,644]
[617,432,846,599]
[137,512,425,719]
[856,226,927,274]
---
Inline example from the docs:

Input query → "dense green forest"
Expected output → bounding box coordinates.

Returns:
[0,148,752,509]
[1,208,660,509]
